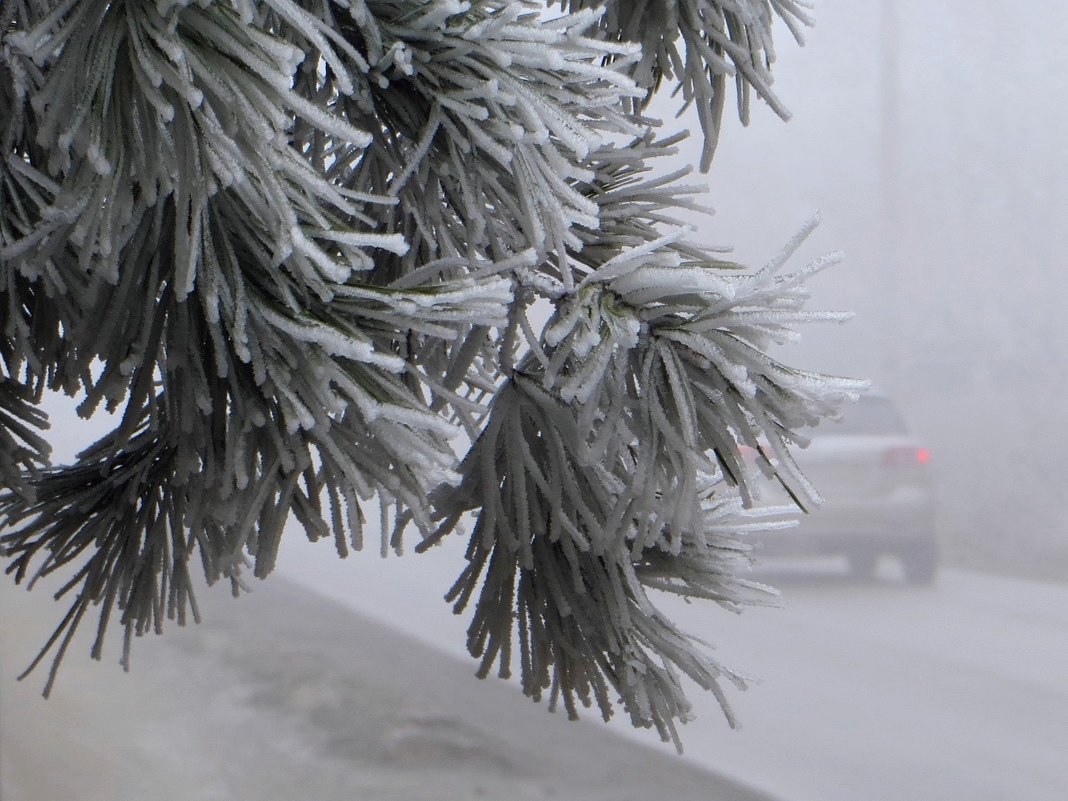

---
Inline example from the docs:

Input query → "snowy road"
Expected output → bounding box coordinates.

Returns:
[278,541,1068,801]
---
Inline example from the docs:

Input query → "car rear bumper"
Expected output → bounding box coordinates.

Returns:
[751,490,935,558]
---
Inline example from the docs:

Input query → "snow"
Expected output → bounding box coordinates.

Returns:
[0,557,769,801]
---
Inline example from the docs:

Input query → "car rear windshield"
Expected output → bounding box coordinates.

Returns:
[824,397,907,435]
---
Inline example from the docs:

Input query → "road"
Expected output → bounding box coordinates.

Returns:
[621,563,1068,801]
[277,541,1068,801]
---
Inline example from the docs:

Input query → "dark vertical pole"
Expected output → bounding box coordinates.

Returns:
[879,0,902,388]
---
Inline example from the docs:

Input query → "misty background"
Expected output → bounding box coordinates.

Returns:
[657,0,1068,578]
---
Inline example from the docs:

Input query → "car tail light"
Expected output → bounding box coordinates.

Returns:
[882,446,930,467]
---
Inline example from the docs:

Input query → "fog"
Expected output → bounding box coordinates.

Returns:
[4,2,1068,800]
[638,0,1068,578]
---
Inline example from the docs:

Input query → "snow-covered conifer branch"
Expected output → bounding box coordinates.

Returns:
[427,372,799,749]
[1,0,470,688]
[329,0,645,283]
[2,0,863,750]
[430,169,865,742]
[562,0,813,169]
[0,377,50,501]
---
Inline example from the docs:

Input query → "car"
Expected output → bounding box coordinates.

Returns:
[749,394,938,584]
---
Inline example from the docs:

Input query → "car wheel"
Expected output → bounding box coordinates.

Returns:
[901,538,938,585]
[847,551,878,581]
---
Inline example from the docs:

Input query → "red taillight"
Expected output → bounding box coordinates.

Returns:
[883,446,930,467]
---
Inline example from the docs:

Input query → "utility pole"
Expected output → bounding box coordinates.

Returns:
[879,0,903,389]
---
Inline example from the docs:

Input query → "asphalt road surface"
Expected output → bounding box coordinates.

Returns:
[621,563,1068,801]
[275,541,1068,801]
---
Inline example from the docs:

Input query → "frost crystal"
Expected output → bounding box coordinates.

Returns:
[1,0,862,747]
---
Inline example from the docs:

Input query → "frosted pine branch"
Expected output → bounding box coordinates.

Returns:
[562,0,813,169]
[429,206,865,746]
[1,0,864,750]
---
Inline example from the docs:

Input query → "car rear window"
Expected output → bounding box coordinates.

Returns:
[825,397,907,435]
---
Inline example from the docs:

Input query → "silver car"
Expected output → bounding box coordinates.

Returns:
[753,395,938,583]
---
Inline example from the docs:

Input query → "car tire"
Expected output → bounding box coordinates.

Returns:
[847,551,878,581]
[901,538,938,585]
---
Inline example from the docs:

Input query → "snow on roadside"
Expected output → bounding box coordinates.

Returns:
[1,571,776,801]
